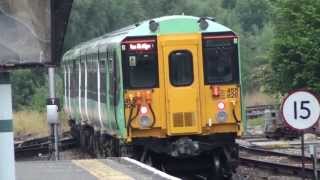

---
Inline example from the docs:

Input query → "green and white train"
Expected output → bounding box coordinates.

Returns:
[63,15,242,179]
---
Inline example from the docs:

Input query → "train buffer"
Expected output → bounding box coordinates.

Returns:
[16,157,180,180]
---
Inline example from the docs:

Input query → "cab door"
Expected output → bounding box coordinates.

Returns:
[160,35,202,135]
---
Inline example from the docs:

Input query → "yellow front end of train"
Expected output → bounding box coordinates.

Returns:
[123,33,242,140]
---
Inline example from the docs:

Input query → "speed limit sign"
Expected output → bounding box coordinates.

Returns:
[281,90,320,130]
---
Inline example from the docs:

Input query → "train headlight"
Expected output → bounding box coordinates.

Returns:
[217,102,225,110]
[216,111,227,123]
[139,115,152,128]
[140,105,148,114]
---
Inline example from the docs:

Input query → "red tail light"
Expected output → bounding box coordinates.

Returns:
[211,85,220,97]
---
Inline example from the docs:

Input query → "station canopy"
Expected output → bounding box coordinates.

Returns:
[0,0,73,69]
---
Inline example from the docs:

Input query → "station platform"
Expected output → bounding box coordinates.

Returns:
[16,157,180,180]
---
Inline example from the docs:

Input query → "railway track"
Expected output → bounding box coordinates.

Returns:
[246,104,277,119]
[15,133,78,158]
[240,157,317,179]
[239,145,314,162]
[239,144,318,179]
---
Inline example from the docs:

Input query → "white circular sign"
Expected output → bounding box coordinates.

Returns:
[281,90,320,130]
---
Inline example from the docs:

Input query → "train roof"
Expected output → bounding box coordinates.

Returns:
[63,15,234,62]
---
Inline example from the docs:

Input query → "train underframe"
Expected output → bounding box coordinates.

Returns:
[69,120,239,179]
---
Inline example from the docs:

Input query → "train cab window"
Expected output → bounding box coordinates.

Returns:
[169,50,193,86]
[203,38,239,84]
[122,38,158,89]
[128,53,157,88]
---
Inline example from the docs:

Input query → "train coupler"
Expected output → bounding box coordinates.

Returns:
[170,137,200,157]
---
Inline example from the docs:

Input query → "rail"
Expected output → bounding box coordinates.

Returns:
[240,157,317,178]
[239,144,318,178]
[246,104,278,119]
[15,133,78,158]
[239,144,313,162]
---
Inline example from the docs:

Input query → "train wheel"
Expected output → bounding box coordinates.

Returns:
[93,132,103,158]
[100,135,119,157]
[112,138,120,157]
[206,155,224,180]
[88,133,95,154]
[80,126,95,154]
[144,154,153,166]
[140,149,151,165]
[79,128,88,150]
[100,135,112,157]
[140,150,163,170]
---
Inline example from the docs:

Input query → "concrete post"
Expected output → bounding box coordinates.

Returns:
[0,72,16,180]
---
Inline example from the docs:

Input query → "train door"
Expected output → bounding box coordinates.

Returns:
[160,35,202,135]
[107,48,119,131]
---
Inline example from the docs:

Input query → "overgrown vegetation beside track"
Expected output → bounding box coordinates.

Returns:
[263,0,320,94]
[13,111,68,140]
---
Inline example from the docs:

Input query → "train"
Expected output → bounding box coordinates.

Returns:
[62,15,242,179]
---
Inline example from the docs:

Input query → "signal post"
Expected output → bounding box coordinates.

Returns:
[281,89,320,180]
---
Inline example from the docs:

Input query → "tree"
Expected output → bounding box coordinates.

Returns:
[264,0,320,94]
[235,0,271,33]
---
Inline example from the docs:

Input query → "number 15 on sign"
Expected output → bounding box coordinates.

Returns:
[281,90,320,130]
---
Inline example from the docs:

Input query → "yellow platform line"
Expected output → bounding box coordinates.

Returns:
[72,159,134,180]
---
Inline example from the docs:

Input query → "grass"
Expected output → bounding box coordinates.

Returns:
[13,111,69,140]
[248,117,265,127]
[245,91,277,106]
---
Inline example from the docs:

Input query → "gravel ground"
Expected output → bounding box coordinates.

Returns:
[236,166,306,180]
[237,133,320,180]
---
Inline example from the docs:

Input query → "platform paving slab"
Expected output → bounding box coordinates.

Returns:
[16,157,181,180]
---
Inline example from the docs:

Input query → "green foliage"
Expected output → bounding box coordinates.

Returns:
[12,69,47,111]
[264,0,320,94]
[235,0,271,32]
[12,69,64,112]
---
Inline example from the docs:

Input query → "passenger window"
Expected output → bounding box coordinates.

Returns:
[64,66,68,102]
[169,50,193,86]
[75,62,79,97]
[69,63,75,98]
[99,60,106,103]
[203,39,239,84]
[81,61,85,98]
[108,49,115,105]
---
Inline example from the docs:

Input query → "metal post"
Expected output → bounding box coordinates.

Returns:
[49,68,55,99]
[310,144,318,180]
[301,132,305,180]
[47,67,60,160]
[0,72,16,180]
